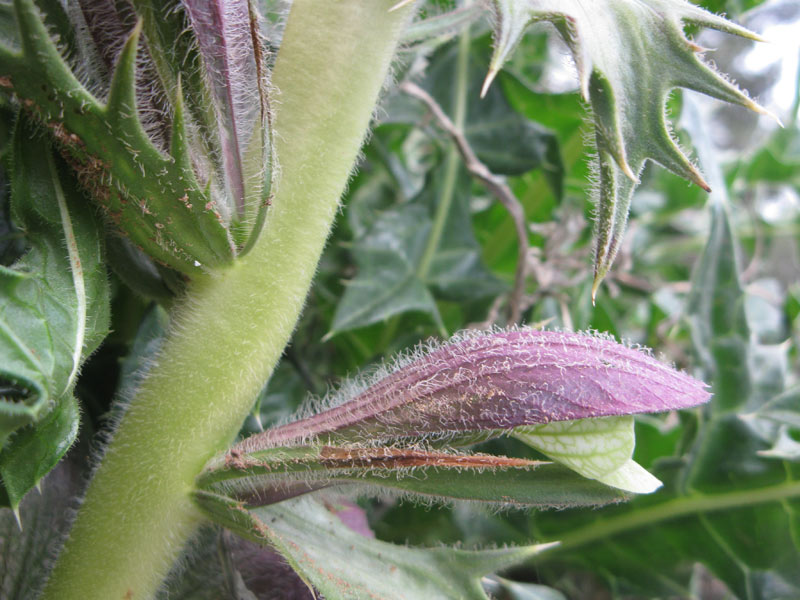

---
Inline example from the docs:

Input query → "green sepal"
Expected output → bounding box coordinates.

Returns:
[103,20,142,129]
[198,444,627,508]
[0,0,237,274]
[169,76,195,178]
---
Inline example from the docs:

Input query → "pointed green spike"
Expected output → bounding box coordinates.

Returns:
[14,0,58,60]
[592,152,637,299]
[480,67,500,99]
[649,111,711,191]
[12,506,22,531]
[486,0,775,300]
[485,1,540,97]
[104,20,143,126]
[588,70,638,182]
[677,5,767,42]
[169,75,195,176]
[680,54,780,123]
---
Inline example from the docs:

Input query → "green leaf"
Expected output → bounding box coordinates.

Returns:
[514,417,662,494]
[0,395,78,509]
[683,93,751,414]
[424,35,563,180]
[195,492,560,600]
[330,168,504,335]
[483,0,772,295]
[330,33,567,335]
[0,115,110,510]
[385,34,564,183]
[330,204,442,334]
[0,459,79,597]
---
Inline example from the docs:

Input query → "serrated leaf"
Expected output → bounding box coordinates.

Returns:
[199,444,627,508]
[195,492,560,600]
[330,204,442,334]
[514,416,662,494]
[0,115,109,510]
[748,387,800,431]
[484,0,771,295]
[330,172,503,335]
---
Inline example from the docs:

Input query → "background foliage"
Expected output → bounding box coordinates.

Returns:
[1,0,799,598]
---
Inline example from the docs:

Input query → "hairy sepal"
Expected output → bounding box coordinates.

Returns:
[197,443,629,508]
[0,115,109,512]
[485,0,772,296]
[183,0,273,249]
[231,328,708,497]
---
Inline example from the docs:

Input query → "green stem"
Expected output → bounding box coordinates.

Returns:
[42,2,412,598]
[416,22,471,281]
[543,481,800,553]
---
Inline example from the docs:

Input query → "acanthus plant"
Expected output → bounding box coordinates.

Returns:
[0,0,780,599]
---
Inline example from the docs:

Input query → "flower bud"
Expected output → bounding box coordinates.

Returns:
[241,329,710,450]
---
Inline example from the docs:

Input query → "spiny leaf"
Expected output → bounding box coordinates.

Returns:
[518,95,800,600]
[195,492,560,600]
[0,115,109,511]
[484,0,774,297]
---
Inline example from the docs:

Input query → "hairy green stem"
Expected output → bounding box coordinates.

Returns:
[42,2,412,598]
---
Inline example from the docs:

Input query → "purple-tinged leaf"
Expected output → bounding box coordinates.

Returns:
[239,329,710,450]
[183,0,260,219]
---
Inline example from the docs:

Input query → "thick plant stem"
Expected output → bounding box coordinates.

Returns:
[42,2,412,598]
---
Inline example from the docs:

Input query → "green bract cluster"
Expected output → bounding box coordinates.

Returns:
[0,0,272,511]
[485,0,774,296]
[0,0,272,276]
